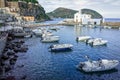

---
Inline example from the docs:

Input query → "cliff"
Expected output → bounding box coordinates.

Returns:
[47,7,103,19]
[19,2,50,21]
[6,0,50,21]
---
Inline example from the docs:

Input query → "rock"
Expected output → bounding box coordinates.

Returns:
[0,77,6,80]
[1,54,9,60]
[21,75,27,80]
[17,64,24,68]
[0,60,5,66]
[9,58,16,65]
[5,65,12,72]
[14,47,27,52]
[6,76,16,80]
[7,50,15,56]
[7,37,13,41]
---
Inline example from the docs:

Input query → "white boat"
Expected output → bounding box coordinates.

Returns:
[76,36,91,41]
[86,38,94,44]
[42,32,53,38]
[89,38,108,46]
[41,36,59,43]
[24,34,32,38]
[49,27,60,30]
[49,44,73,51]
[32,28,42,36]
[76,56,119,72]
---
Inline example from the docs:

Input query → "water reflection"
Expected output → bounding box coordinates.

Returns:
[74,25,82,37]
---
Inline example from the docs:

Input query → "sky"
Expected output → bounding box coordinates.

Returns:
[38,0,120,18]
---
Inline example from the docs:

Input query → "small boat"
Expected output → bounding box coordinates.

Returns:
[49,44,73,51]
[32,28,42,36]
[49,27,60,31]
[24,34,32,38]
[76,36,91,41]
[41,36,59,43]
[89,38,108,46]
[14,32,32,38]
[42,32,53,38]
[86,38,94,44]
[76,56,119,72]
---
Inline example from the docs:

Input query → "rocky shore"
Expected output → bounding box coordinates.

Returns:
[0,30,28,80]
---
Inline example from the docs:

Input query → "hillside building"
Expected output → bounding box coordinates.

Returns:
[0,0,6,8]
[0,0,35,21]
[22,16,35,21]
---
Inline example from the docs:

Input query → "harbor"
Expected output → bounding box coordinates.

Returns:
[0,19,120,80]
[0,0,120,80]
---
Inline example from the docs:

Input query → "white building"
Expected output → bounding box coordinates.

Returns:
[74,10,102,25]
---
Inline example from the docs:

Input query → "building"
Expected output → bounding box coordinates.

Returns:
[0,0,6,8]
[74,10,102,25]
[0,8,13,22]
[22,16,35,21]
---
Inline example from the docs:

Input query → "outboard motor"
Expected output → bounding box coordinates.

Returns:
[49,45,53,48]
[76,37,79,41]
[85,39,89,45]
[79,63,85,70]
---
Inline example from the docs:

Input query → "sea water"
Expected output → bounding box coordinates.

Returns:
[8,19,120,80]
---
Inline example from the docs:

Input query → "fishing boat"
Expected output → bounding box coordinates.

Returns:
[41,36,59,43]
[49,44,73,51]
[76,36,91,41]
[88,38,108,46]
[76,56,119,72]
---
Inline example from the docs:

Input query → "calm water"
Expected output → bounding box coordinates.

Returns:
[9,20,120,80]
[105,18,120,22]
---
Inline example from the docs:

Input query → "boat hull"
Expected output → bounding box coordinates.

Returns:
[77,60,119,72]
[77,36,91,41]
[41,40,59,43]
[50,48,72,52]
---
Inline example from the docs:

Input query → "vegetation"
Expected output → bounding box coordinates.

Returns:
[47,7,78,18]
[7,0,38,3]
[82,9,103,19]
[47,7,103,19]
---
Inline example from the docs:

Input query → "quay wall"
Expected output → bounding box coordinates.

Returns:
[0,33,8,57]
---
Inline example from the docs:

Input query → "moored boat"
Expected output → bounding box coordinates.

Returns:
[76,56,119,72]
[41,36,59,43]
[88,38,108,46]
[76,36,91,41]
[49,27,60,31]
[49,44,73,51]
[41,32,53,38]
[32,28,42,36]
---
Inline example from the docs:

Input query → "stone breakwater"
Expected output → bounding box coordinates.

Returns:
[0,33,8,56]
[0,31,28,80]
[102,22,120,28]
